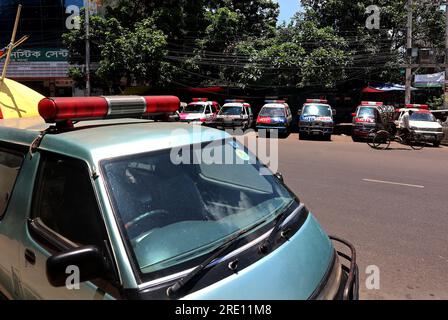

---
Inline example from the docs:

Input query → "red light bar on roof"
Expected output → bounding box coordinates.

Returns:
[192,98,208,102]
[306,99,327,104]
[405,104,429,110]
[361,101,383,106]
[38,96,180,123]
[225,99,245,103]
[265,100,286,104]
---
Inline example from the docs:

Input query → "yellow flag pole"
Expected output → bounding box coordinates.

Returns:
[1,5,22,81]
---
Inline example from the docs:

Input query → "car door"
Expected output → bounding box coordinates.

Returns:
[0,146,26,299]
[204,105,213,120]
[19,152,121,300]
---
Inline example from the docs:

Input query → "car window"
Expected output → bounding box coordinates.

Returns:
[302,104,331,117]
[0,149,23,218]
[259,107,285,117]
[185,104,205,113]
[357,107,376,118]
[410,112,436,122]
[220,106,242,115]
[101,139,294,278]
[33,154,107,247]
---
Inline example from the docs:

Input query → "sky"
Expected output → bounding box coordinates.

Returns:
[277,0,302,24]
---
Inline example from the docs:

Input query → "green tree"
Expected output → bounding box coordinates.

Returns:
[63,10,170,93]
[300,0,446,85]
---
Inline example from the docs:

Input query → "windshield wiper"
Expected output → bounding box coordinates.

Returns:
[258,202,294,254]
[166,218,267,298]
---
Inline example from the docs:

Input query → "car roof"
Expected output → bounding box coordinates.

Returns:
[0,117,230,163]
[222,103,244,107]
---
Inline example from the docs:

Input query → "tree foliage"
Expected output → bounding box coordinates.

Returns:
[63,0,447,93]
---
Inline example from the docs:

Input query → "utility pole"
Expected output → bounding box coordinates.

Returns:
[405,0,413,105]
[85,1,91,96]
[444,0,448,109]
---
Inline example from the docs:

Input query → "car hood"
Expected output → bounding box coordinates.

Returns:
[217,115,241,119]
[183,214,333,300]
[180,113,203,120]
[410,121,442,129]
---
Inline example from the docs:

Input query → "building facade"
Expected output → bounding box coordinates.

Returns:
[0,0,89,96]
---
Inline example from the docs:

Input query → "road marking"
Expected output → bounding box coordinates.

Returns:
[362,179,425,189]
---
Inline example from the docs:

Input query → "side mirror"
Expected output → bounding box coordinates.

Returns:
[46,246,106,287]
[275,172,284,183]
[351,113,356,117]
[332,109,337,116]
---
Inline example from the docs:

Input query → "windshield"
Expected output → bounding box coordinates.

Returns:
[184,104,205,113]
[302,104,332,117]
[357,107,376,118]
[410,113,436,122]
[259,107,285,117]
[102,139,294,278]
[219,106,242,116]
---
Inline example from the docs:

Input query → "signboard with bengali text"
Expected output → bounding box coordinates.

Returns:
[10,48,69,62]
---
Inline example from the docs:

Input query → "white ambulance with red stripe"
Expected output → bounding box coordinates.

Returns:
[395,104,444,147]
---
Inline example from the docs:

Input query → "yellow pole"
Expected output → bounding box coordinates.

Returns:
[1,5,22,81]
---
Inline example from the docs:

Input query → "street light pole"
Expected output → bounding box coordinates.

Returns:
[405,0,413,105]
[85,1,91,96]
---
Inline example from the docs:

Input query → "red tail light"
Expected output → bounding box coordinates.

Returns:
[38,96,180,123]
[0,106,3,119]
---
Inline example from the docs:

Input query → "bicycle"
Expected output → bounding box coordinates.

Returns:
[367,129,426,150]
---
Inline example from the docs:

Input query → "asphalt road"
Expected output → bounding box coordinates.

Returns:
[242,133,448,300]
